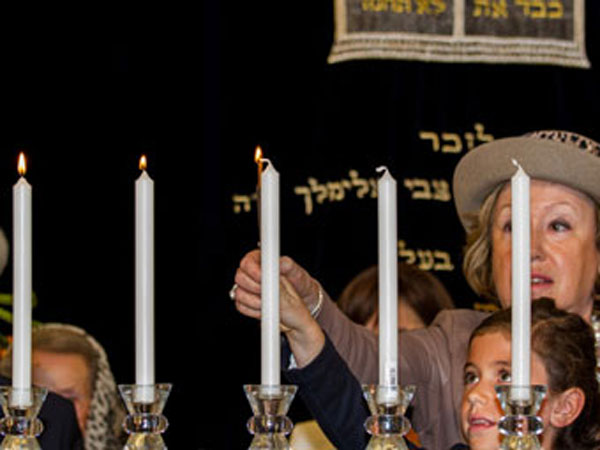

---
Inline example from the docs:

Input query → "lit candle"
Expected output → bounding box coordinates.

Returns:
[136,155,155,400]
[511,160,530,400]
[377,166,398,393]
[255,146,263,235]
[13,152,32,406]
[255,146,263,191]
[260,159,280,386]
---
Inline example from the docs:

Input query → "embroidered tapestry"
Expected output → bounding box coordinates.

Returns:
[329,0,590,68]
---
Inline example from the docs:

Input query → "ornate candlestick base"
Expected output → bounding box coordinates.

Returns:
[496,385,546,450]
[118,384,172,450]
[244,384,297,449]
[362,384,416,450]
[0,387,47,450]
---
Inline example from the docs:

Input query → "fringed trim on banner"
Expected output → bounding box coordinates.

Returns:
[329,0,590,68]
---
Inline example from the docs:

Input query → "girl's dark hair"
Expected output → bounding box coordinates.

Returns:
[471,298,600,449]
[337,263,455,327]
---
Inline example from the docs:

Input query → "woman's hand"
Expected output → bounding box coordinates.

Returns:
[233,249,322,320]
[233,249,325,367]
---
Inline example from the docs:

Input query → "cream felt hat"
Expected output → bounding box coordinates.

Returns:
[453,130,600,231]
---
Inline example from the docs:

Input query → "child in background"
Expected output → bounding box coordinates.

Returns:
[459,298,600,449]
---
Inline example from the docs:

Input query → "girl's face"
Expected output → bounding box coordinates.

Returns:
[491,180,599,320]
[461,332,554,450]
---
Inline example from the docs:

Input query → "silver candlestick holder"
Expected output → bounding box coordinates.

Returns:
[362,384,416,450]
[0,387,47,450]
[118,384,171,450]
[244,384,297,449]
[496,385,546,450]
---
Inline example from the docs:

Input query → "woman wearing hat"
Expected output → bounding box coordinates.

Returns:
[232,130,600,449]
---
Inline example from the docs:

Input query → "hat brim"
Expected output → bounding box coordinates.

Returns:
[453,136,600,231]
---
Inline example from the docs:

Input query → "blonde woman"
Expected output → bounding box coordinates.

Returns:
[233,131,600,449]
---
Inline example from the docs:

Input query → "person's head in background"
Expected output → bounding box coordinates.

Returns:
[0,323,125,449]
[337,262,455,332]
[462,298,600,450]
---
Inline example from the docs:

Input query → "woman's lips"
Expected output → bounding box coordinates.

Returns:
[468,415,497,433]
[531,273,553,291]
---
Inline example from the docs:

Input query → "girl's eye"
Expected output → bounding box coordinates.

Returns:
[550,220,570,232]
[502,220,512,233]
[464,371,479,386]
[498,369,512,383]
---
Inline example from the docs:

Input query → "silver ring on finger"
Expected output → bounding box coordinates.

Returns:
[229,283,238,301]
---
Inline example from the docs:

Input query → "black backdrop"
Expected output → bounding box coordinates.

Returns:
[0,3,597,448]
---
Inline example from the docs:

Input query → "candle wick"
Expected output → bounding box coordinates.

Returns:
[260,158,272,166]
[511,159,523,170]
[376,166,389,174]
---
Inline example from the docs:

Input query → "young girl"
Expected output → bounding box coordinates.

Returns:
[460,298,600,449]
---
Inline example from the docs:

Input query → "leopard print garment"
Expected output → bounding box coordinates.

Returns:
[38,324,126,450]
[525,130,600,156]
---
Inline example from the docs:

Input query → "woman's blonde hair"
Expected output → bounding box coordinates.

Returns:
[462,183,600,302]
[462,184,504,301]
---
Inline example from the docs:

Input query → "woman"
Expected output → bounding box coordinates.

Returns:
[233,130,600,449]
[0,323,126,450]
[461,298,600,449]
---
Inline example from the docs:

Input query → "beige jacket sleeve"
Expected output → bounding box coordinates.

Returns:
[316,293,487,449]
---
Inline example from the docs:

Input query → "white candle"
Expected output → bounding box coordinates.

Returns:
[260,159,280,386]
[136,156,155,399]
[12,153,32,406]
[377,166,398,392]
[511,160,531,400]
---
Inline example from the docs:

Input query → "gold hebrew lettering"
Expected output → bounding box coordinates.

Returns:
[431,0,447,14]
[404,178,432,200]
[441,133,463,153]
[327,181,346,201]
[415,0,431,14]
[294,186,314,215]
[392,0,412,13]
[492,0,508,17]
[431,179,451,202]
[369,178,378,198]
[474,123,493,143]
[433,251,454,271]
[530,0,546,18]
[515,0,531,15]
[547,0,563,18]
[308,177,328,204]
[349,170,370,199]
[376,0,393,11]
[417,249,434,270]
[473,0,490,17]
[232,194,252,214]
[398,240,416,265]
[419,131,440,151]
[464,132,476,150]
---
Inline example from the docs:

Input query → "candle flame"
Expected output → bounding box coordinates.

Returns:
[254,146,262,164]
[17,153,26,176]
[139,155,147,171]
